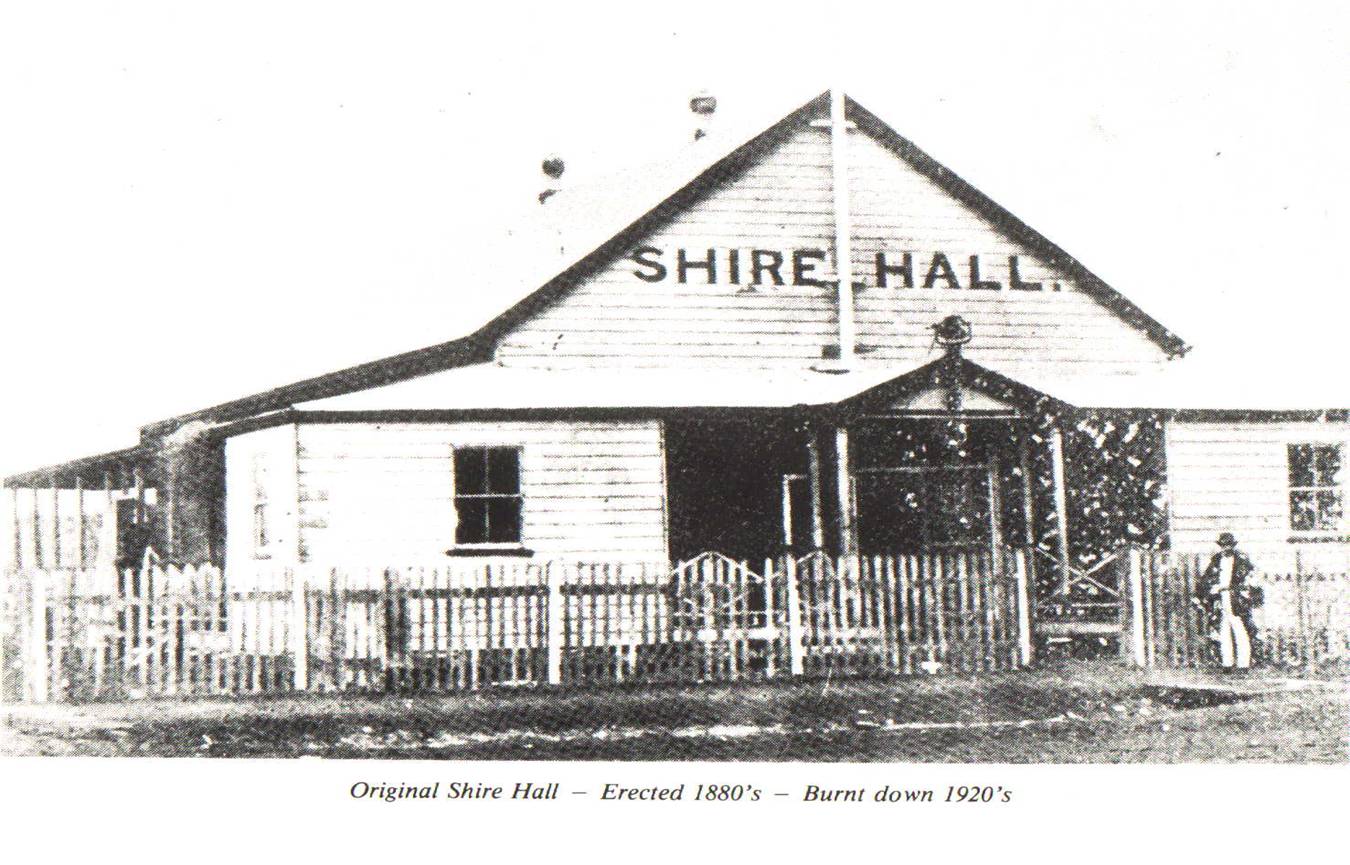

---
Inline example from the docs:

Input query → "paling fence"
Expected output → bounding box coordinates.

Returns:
[0,549,1032,703]
[1120,547,1350,670]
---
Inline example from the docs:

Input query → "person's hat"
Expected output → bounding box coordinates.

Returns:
[1217,532,1238,548]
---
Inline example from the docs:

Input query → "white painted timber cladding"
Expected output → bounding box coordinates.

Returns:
[5,487,118,569]
[493,121,1169,376]
[292,421,668,563]
[847,130,1165,376]
[1165,419,1350,550]
[224,424,300,571]
[495,126,840,368]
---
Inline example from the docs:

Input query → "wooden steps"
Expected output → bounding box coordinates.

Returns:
[1036,598,1123,639]
[1036,619,1122,638]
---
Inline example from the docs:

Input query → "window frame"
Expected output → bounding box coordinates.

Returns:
[1286,441,1346,539]
[448,445,528,554]
[250,452,273,560]
[252,501,270,552]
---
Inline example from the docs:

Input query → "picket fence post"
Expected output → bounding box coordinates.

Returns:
[0,575,6,706]
[1293,550,1313,669]
[28,570,49,702]
[290,568,308,692]
[783,557,805,677]
[1013,548,1033,668]
[545,562,564,685]
[1125,546,1148,668]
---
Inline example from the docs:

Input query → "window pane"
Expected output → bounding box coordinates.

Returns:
[1290,491,1317,531]
[253,503,269,548]
[1314,445,1342,487]
[487,448,520,494]
[486,497,522,543]
[455,498,489,544]
[1288,444,1314,487]
[1316,491,1343,531]
[455,448,488,495]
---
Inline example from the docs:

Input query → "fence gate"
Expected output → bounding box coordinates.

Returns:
[2,549,1035,703]
[793,550,1031,677]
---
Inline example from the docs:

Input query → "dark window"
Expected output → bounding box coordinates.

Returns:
[1288,443,1344,533]
[253,502,269,549]
[454,447,523,545]
[856,466,991,554]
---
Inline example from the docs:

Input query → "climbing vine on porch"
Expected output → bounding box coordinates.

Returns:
[1022,409,1169,598]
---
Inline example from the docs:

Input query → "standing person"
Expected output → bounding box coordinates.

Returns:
[1197,532,1259,671]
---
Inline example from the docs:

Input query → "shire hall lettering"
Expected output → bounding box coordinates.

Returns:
[629,247,1055,291]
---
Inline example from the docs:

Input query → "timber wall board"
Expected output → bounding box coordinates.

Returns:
[846,130,1166,375]
[1166,419,1350,551]
[494,121,1168,377]
[291,420,668,563]
[495,126,838,369]
[223,424,300,571]
[5,488,118,570]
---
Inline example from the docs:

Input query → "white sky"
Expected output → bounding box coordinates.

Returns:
[2,1,1348,478]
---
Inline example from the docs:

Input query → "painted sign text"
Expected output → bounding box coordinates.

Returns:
[630,247,1058,292]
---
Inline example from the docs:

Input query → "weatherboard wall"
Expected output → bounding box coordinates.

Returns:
[845,130,1167,376]
[1165,418,1350,550]
[5,487,118,570]
[493,118,1169,377]
[289,420,668,563]
[223,423,300,571]
[494,124,841,369]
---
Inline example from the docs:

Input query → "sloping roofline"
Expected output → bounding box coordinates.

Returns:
[845,97,1189,358]
[4,444,152,488]
[142,89,1184,437]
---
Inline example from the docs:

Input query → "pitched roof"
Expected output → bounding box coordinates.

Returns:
[845,98,1189,358]
[138,89,1187,439]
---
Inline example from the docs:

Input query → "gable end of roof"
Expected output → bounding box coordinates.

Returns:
[140,89,1187,439]
[468,91,834,349]
[845,96,1189,358]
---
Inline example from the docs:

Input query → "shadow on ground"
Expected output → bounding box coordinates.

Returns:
[2,663,1345,762]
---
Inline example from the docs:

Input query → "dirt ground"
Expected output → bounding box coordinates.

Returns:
[1,663,1345,761]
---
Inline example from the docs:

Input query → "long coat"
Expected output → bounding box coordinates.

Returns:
[1196,550,1262,636]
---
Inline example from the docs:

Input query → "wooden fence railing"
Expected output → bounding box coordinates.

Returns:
[0,549,1033,703]
[1120,547,1350,670]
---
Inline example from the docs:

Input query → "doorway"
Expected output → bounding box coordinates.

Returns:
[854,465,996,554]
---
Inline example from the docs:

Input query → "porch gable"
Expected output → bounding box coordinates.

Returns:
[835,354,1071,420]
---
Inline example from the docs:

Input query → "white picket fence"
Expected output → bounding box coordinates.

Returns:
[1,549,1034,702]
[1119,546,1350,669]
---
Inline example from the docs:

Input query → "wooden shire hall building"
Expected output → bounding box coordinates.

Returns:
[4,90,1348,698]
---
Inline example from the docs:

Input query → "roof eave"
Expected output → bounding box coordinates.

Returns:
[835,355,1077,420]
[138,334,491,438]
[3,444,153,489]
